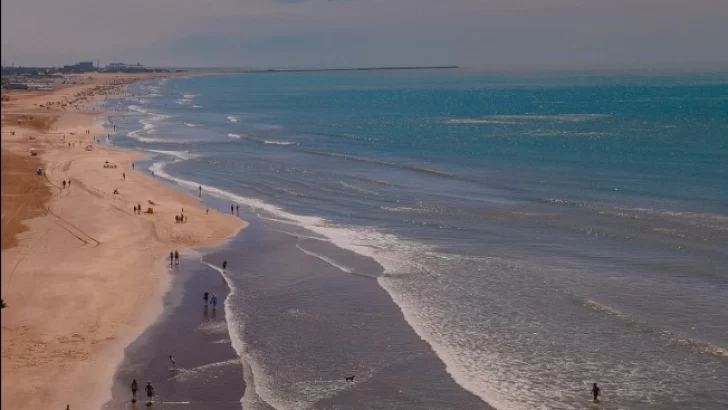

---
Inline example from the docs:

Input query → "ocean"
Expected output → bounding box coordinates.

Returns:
[102,69,728,410]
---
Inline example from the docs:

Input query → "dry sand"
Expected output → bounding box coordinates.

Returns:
[1,74,247,410]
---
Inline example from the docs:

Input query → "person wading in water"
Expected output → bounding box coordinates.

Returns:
[592,382,601,403]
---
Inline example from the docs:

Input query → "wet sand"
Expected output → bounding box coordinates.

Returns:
[201,213,492,410]
[104,254,244,410]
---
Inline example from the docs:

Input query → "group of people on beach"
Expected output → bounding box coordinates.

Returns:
[230,204,239,216]
[203,291,219,310]
[170,250,180,266]
[130,379,156,404]
[175,212,188,223]
[133,203,144,215]
[61,179,71,189]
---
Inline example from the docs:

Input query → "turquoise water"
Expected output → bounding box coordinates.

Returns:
[106,70,728,409]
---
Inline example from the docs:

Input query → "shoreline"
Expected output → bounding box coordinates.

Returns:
[1,73,247,410]
[104,251,245,410]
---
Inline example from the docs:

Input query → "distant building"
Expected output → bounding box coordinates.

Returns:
[59,61,96,73]
[105,62,144,72]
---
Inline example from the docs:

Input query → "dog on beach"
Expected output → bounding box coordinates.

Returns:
[345,375,355,382]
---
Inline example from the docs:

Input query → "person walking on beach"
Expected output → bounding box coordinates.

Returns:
[211,294,218,310]
[145,381,155,403]
[222,260,227,270]
[122,172,126,181]
[132,163,135,170]
[62,180,66,189]
[230,205,234,214]
[206,208,209,215]
[170,251,174,267]
[236,204,240,216]
[131,379,138,403]
[592,382,601,403]
[199,185,202,197]
[174,250,180,266]
[203,291,209,305]
[68,179,71,188]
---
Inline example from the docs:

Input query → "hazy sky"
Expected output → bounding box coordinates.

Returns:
[2,0,727,68]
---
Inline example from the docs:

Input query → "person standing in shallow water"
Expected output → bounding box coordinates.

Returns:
[169,355,176,372]
[170,251,174,267]
[145,381,155,403]
[131,379,138,402]
[222,260,227,270]
[592,382,601,403]
[174,250,179,266]
[211,294,218,310]
[203,291,209,305]
[230,204,234,214]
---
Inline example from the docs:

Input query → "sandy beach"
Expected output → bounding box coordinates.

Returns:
[1,74,247,410]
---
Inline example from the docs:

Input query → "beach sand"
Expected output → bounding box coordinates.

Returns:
[1,74,247,410]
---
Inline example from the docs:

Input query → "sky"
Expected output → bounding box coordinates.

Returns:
[2,0,728,69]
